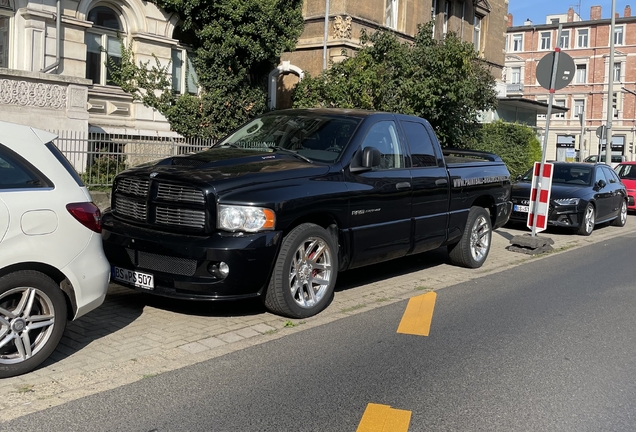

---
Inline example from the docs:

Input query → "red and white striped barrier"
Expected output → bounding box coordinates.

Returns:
[527,162,553,233]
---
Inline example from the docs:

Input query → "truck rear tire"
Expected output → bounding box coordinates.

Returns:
[264,223,338,318]
[448,206,492,269]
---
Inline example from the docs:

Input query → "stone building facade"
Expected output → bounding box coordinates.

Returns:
[275,0,510,108]
[0,0,509,137]
[505,5,636,162]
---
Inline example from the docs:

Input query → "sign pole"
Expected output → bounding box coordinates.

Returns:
[532,24,563,237]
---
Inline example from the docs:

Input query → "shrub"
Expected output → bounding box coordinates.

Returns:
[80,148,127,187]
[472,121,541,179]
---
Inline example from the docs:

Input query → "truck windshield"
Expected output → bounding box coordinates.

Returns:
[216,114,361,163]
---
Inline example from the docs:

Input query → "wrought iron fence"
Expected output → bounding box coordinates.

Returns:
[52,131,215,187]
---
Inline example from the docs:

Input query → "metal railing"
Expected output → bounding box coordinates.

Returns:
[52,131,215,187]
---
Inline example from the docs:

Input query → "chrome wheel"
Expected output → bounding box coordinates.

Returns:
[0,287,56,365]
[470,214,491,263]
[288,236,333,309]
[619,201,627,225]
[583,205,595,234]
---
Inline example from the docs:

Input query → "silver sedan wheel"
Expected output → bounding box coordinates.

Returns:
[288,237,333,309]
[470,214,491,263]
[620,200,627,225]
[0,287,56,365]
[583,205,595,233]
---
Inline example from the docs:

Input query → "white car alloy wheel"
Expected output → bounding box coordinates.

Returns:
[288,236,333,309]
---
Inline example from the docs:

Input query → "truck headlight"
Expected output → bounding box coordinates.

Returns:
[553,198,580,206]
[218,205,276,232]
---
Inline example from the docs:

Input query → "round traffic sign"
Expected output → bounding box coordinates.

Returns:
[536,51,575,91]
[596,125,607,139]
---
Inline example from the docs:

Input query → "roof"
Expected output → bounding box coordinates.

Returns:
[498,97,569,114]
[508,15,636,32]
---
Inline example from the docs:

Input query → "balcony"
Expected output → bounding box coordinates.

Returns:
[506,83,524,95]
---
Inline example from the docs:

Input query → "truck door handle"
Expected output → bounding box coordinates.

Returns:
[435,179,448,186]
[396,182,411,190]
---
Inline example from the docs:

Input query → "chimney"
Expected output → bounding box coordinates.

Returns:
[507,13,513,27]
[626,5,632,17]
[591,5,602,20]
[567,7,575,22]
[524,18,533,26]
[615,12,620,18]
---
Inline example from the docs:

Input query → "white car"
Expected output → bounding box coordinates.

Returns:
[0,121,110,378]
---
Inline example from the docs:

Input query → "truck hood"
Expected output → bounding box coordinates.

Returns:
[119,147,331,192]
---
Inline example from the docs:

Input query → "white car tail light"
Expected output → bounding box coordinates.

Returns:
[66,202,102,233]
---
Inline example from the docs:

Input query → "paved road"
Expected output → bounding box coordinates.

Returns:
[0,220,633,422]
[3,231,636,431]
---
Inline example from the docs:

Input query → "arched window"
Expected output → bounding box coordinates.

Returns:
[0,0,13,68]
[85,5,123,85]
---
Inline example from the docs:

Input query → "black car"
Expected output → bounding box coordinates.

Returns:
[510,162,628,235]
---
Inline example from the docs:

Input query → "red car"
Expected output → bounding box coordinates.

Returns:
[615,162,636,211]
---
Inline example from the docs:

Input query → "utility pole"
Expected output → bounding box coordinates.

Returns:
[579,110,586,160]
[605,0,616,166]
[323,0,330,70]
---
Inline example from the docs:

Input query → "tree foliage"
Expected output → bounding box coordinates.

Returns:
[292,24,498,147]
[472,121,542,179]
[109,0,304,139]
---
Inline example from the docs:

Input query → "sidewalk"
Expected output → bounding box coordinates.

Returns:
[1,221,634,421]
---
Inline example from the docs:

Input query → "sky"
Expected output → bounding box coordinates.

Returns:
[508,0,633,26]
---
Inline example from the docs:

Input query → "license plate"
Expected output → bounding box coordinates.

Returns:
[112,266,154,290]
[514,204,529,213]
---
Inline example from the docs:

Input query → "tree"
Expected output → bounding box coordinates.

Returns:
[292,24,498,147]
[109,0,304,139]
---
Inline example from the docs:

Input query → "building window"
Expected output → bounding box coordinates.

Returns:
[612,92,622,119]
[171,49,198,95]
[443,0,450,35]
[553,99,565,119]
[573,99,584,118]
[0,0,11,69]
[85,6,123,86]
[512,34,523,52]
[575,64,586,84]
[559,30,569,48]
[473,14,482,52]
[577,29,588,48]
[385,0,398,30]
[511,67,521,84]
[540,32,551,50]
[614,26,624,45]
[613,62,621,82]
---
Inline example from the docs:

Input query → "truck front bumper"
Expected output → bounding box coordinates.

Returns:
[101,214,283,300]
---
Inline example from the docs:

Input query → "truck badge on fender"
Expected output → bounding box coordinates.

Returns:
[352,208,381,216]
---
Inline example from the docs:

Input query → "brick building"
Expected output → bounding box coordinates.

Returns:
[505,5,636,162]
[274,0,509,108]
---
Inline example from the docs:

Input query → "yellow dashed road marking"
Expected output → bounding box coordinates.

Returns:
[356,403,412,432]
[397,291,437,336]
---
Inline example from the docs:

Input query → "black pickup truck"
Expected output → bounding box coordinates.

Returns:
[102,109,512,318]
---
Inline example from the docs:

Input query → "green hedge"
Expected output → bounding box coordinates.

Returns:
[472,121,541,180]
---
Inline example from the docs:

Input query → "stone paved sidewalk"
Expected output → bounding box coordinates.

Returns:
[1,221,634,422]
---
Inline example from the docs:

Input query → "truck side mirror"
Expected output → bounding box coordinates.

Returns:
[351,147,381,173]
[362,147,381,168]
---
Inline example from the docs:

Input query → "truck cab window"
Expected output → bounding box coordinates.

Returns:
[360,121,404,169]
[400,121,438,167]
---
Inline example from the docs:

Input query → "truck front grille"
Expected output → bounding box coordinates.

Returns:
[117,177,150,196]
[114,196,147,221]
[157,183,205,204]
[113,176,210,233]
[156,206,206,229]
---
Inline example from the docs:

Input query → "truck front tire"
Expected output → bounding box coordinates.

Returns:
[264,223,339,318]
[448,206,492,269]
